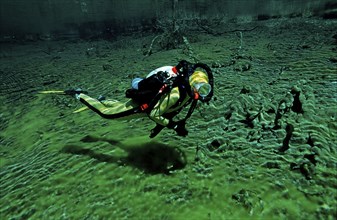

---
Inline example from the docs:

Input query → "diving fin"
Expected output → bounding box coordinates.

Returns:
[38,90,67,94]
[38,89,88,95]
[73,106,89,113]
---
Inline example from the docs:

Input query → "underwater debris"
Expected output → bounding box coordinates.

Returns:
[290,160,315,180]
[290,87,304,114]
[328,57,337,63]
[304,153,318,166]
[143,0,187,56]
[223,108,234,120]
[261,161,281,169]
[333,33,337,39]
[306,133,315,148]
[239,107,262,129]
[196,18,258,37]
[143,35,159,57]
[182,36,198,62]
[210,139,221,149]
[272,85,305,131]
[239,87,250,94]
[257,14,271,21]
[205,138,226,153]
[278,123,294,153]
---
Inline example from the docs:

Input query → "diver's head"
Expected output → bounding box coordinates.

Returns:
[189,70,212,101]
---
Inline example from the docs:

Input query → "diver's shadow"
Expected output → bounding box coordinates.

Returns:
[61,135,187,174]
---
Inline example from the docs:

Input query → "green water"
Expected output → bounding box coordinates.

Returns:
[1,17,336,219]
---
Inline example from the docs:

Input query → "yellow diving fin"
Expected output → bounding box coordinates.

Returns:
[73,106,89,113]
[38,89,88,95]
[38,89,90,113]
[38,90,67,94]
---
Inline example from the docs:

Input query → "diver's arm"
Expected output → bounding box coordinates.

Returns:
[148,87,180,126]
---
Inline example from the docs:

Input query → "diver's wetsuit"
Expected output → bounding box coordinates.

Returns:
[78,85,191,125]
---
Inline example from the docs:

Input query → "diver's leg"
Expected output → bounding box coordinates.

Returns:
[78,94,139,119]
[149,110,182,138]
[149,123,165,138]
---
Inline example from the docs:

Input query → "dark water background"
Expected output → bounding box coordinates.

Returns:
[0,0,333,39]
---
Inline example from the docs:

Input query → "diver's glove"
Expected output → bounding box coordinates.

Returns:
[167,120,188,137]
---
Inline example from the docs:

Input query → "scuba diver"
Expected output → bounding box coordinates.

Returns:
[64,60,214,138]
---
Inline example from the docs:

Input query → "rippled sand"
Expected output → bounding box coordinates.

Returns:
[1,17,336,219]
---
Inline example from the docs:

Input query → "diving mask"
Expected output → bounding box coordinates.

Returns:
[193,82,212,98]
